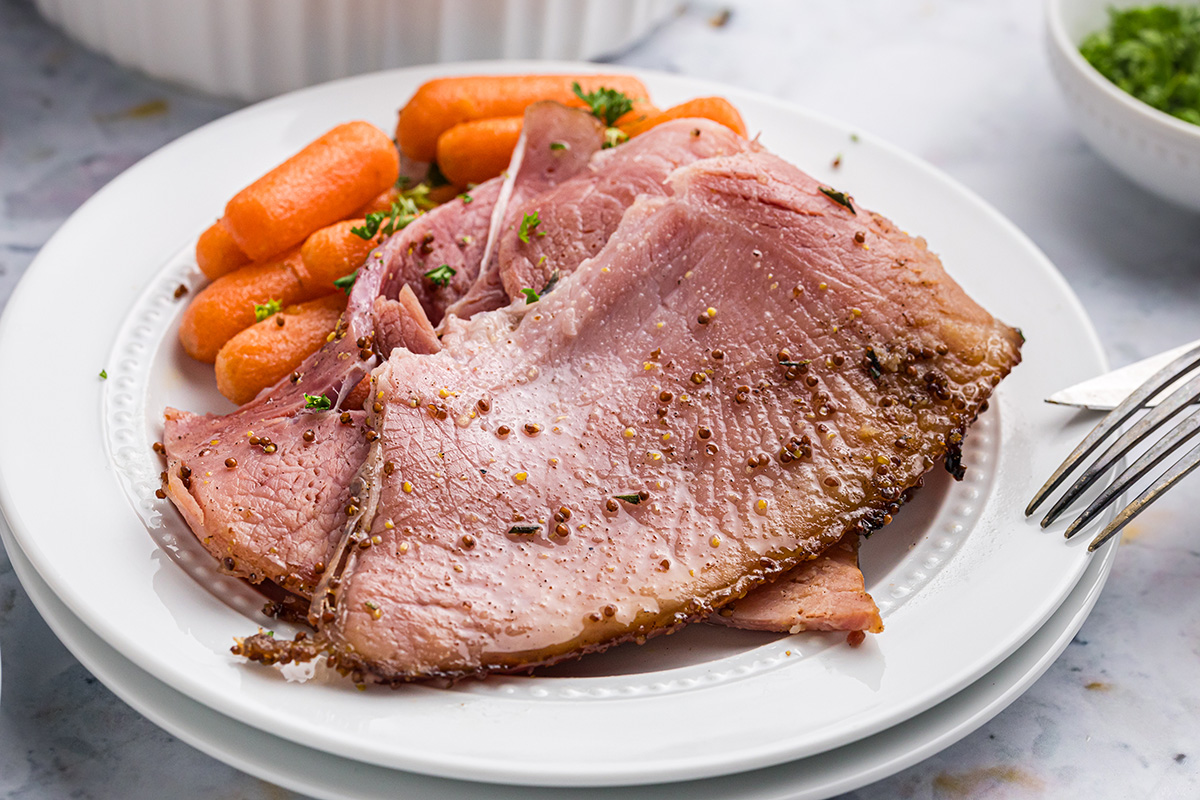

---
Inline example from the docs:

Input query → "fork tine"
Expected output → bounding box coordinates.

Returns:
[1040,371,1200,527]
[1063,406,1200,538]
[1026,342,1200,516]
[1087,438,1200,552]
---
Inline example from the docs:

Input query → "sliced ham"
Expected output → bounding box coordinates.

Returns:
[259,148,1023,682]
[710,534,883,634]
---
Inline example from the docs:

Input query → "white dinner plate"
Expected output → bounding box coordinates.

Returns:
[0,493,1114,799]
[0,62,1113,786]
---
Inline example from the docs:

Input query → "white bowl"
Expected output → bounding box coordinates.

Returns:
[32,0,678,101]
[1046,0,1200,212]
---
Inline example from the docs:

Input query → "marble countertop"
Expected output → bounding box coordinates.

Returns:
[2,0,1199,797]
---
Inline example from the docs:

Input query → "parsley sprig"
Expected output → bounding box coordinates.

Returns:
[425,264,456,287]
[518,211,545,243]
[333,270,357,295]
[351,195,422,241]
[304,394,332,410]
[572,81,634,127]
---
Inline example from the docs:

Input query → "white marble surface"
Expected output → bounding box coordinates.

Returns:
[2,0,1199,797]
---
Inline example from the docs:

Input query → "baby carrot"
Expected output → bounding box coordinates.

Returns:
[352,187,398,218]
[436,116,523,188]
[622,97,748,138]
[214,294,347,405]
[195,219,250,280]
[298,220,380,294]
[223,121,400,262]
[178,249,318,363]
[396,74,652,162]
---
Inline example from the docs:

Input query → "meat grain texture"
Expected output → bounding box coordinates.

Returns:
[302,150,1022,682]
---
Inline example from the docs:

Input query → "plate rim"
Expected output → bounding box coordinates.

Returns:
[0,487,1118,800]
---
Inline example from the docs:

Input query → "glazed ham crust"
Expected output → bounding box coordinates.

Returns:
[301,149,1021,682]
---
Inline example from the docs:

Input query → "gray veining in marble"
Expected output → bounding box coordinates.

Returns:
[2,0,1199,797]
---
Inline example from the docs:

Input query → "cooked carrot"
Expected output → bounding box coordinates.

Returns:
[195,219,250,280]
[298,220,379,293]
[215,294,347,405]
[223,121,400,262]
[178,249,323,363]
[436,116,524,187]
[396,74,653,162]
[352,187,399,218]
[622,97,748,138]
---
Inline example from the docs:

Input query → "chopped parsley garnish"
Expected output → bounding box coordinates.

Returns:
[304,393,332,410]
[254,299,282,322]
[459,193,473,204]
[351,195,422,240]
[572,81,635,127]
[333,269,358,295]
[518,211,545,243]
[819,186,856,214]
[99,369,108,379]
[1080,5,1200,125]
[549,141,568,151]
[614,493,642,505]
[602,127,628,149]
[520,287,540,304]
[540,269,561,295]
[508,524,541,534]
[425,264,456,287]
[402,181,436,210]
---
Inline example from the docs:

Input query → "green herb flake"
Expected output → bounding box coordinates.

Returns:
[333,269,358,295]
[572,81,635,127]
[304,393,332,410]
[254,299,282,322]
[819,186,856,215]
[540,270,561,295]
[99,369,108,380]
[520,287,540,304]
[549,141,568,151]
[518,211,544,243]
[425,264,456,287]
[1080,5,1200,126]
[508,524,541,534]
[602,127,628,149]
[350,195,423,241]
[460,193,473,204]
[614,493,642,505]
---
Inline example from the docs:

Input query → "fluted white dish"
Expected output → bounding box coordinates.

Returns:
[1046,0,1200,212]
[0,62,1115,787]
[32,0,677,100]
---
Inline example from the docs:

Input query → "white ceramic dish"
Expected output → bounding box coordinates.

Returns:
[32,0,677,101]
[1046,0,1200,212]
[0,63,1110,787]
[0,494,1116,800]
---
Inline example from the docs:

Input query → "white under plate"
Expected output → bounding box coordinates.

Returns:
[0,487,1115,800]
[0,63,1111,786]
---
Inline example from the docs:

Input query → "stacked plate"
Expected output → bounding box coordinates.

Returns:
[0,63,1116,799]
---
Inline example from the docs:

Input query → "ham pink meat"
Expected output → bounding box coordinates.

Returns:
[710,534,882,634]
[247,147,1022,682]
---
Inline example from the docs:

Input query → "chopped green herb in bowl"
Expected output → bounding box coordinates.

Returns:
[1079,4,1200,125]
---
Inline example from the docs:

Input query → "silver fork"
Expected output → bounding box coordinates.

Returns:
[1026,342,1200,551]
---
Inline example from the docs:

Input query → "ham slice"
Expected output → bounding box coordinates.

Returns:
[239,147,1021,682]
